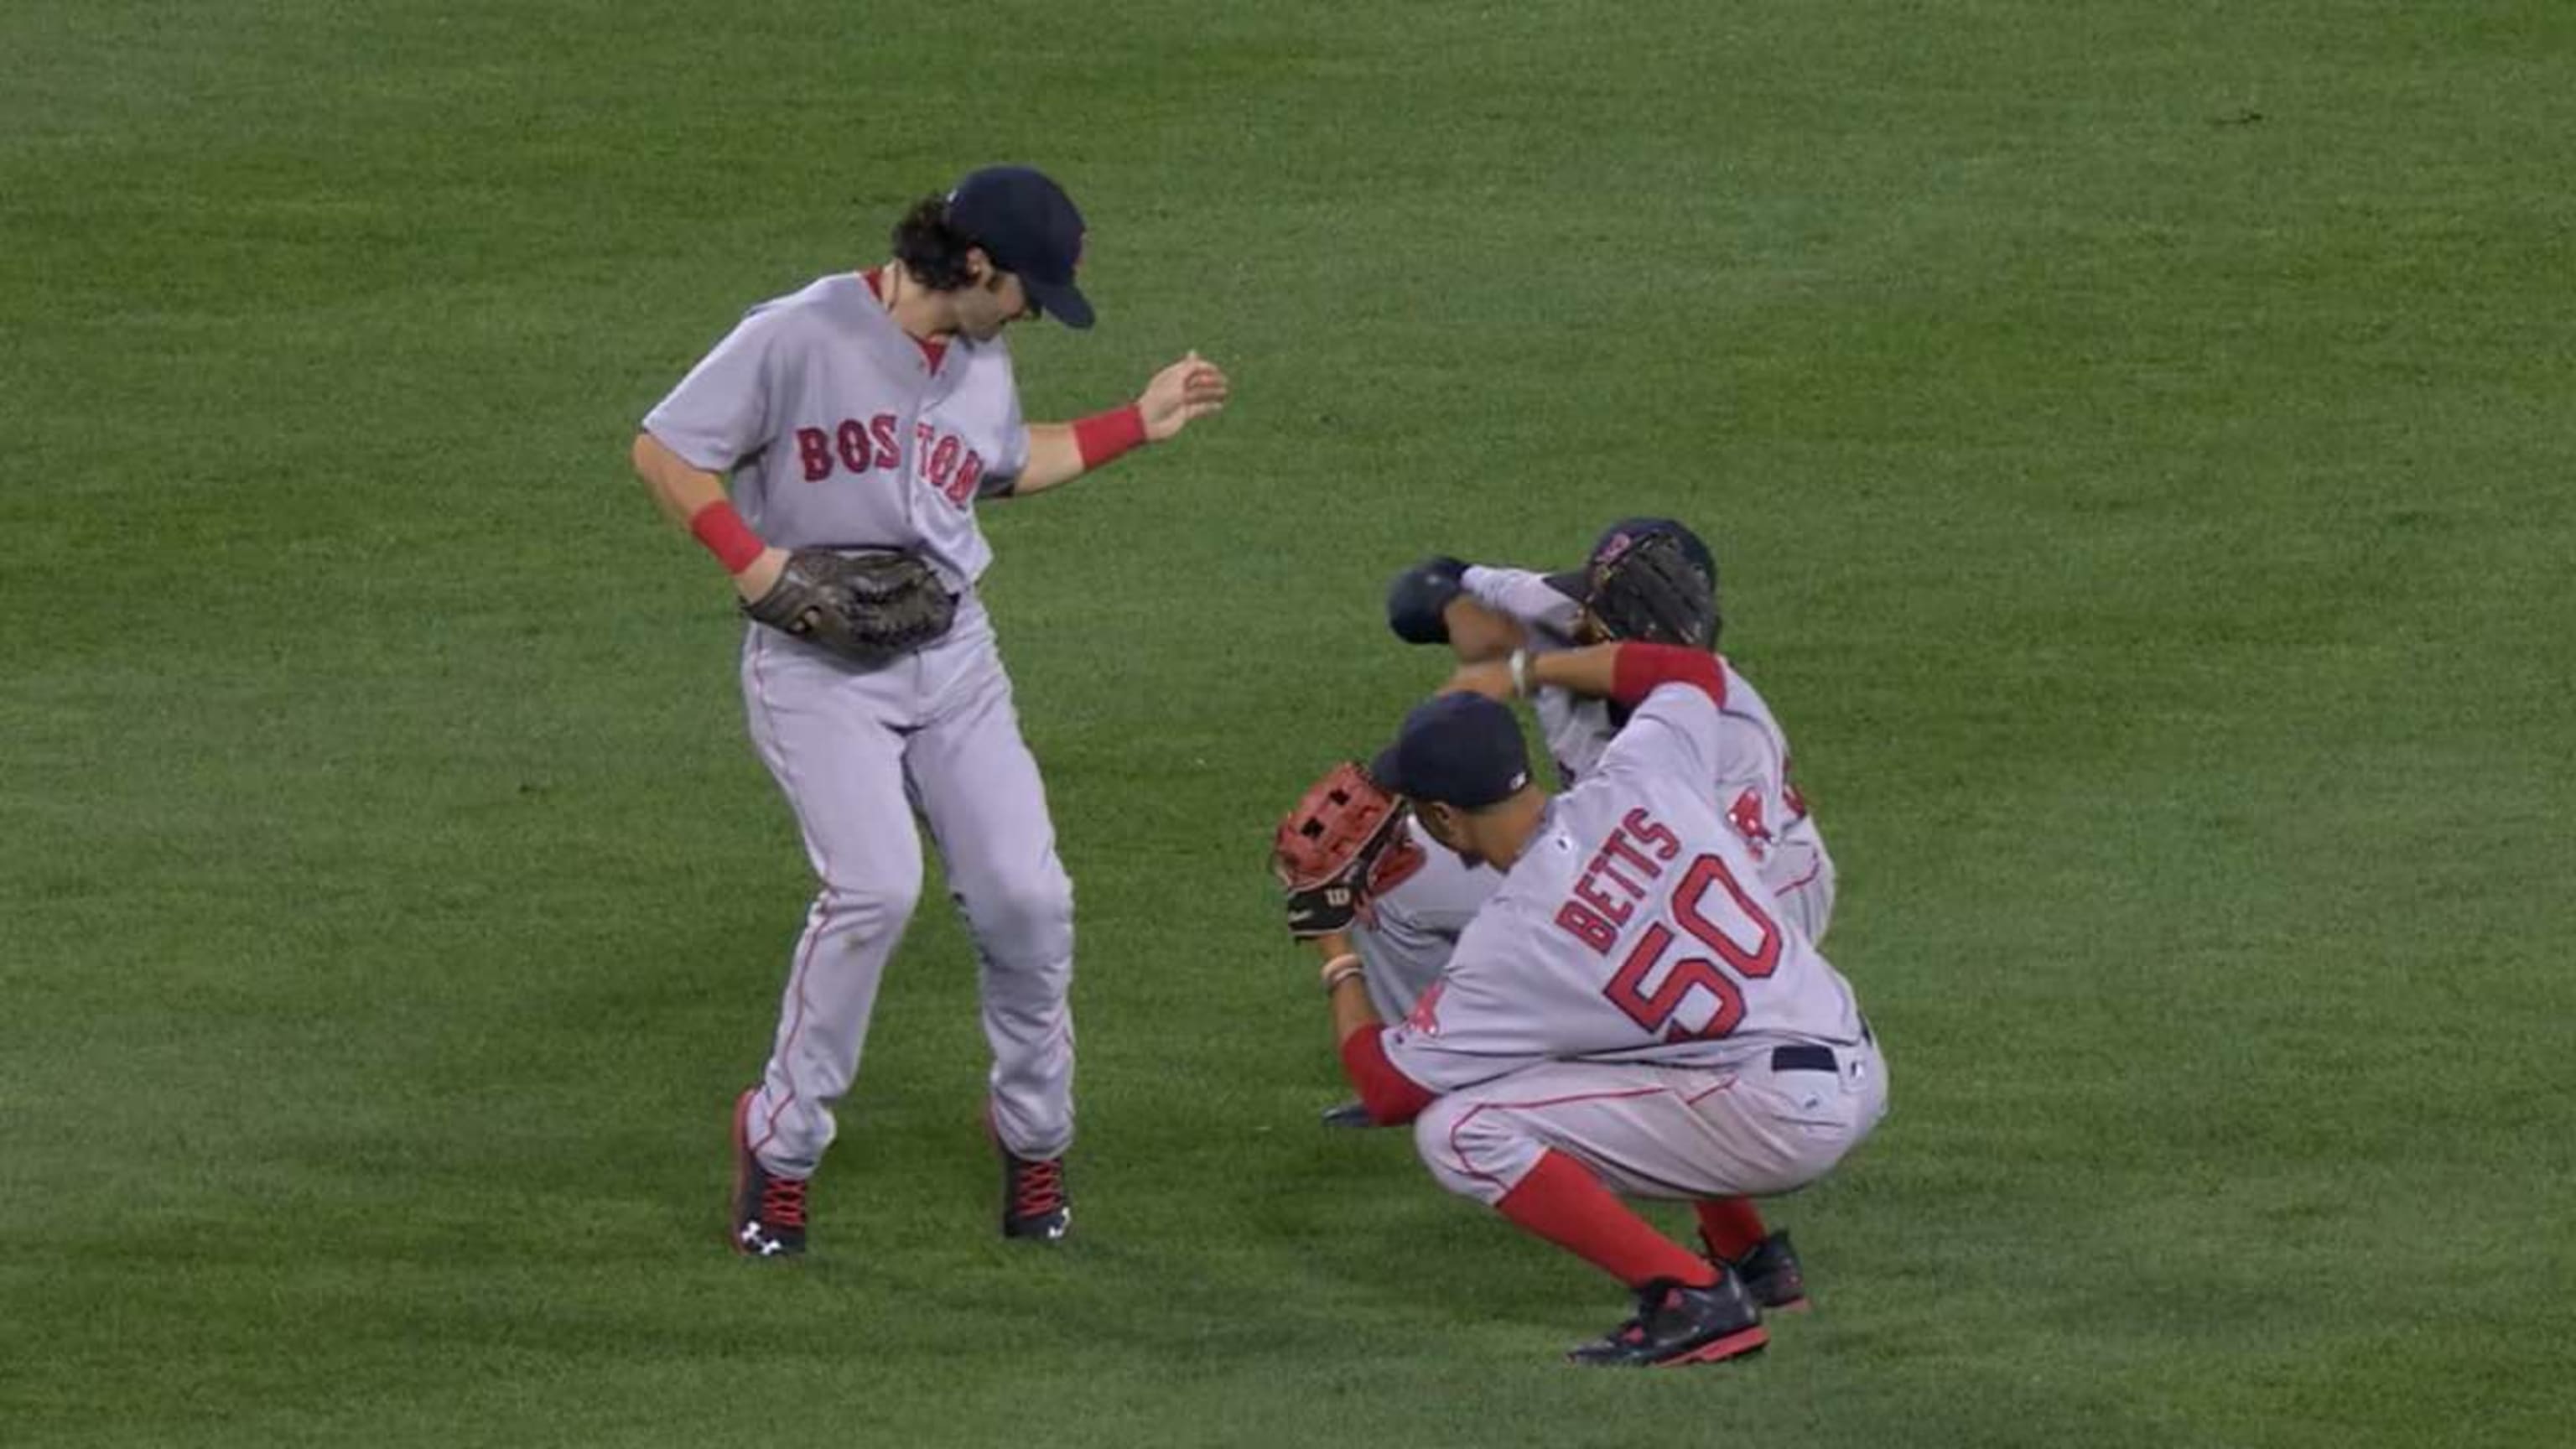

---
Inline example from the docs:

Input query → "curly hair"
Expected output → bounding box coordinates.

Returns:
[889,195,980,292]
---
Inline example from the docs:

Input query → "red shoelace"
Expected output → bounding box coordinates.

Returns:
[1010,1158,1064,1218]
[761,1175,808,1228]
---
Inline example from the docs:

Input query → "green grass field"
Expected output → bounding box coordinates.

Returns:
[6,1,2573,1444]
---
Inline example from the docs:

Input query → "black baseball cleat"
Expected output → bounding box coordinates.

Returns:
[1566,1275,1769,1368]
[1719,1230,1809,1312]
[1000,1147,1072,1244]
[1319,1099,1378,1130]
[730,1089,808,1259]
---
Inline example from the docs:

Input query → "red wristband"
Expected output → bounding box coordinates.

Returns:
[1072,403,1148,470]
[688,500,766,575]
[1608,641,1728,709]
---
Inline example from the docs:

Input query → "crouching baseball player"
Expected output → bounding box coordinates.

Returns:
[1291,517,1836,1306]
[1274,642,1887,1366]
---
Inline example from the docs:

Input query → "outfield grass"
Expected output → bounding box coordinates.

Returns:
[5,2,2573,1445]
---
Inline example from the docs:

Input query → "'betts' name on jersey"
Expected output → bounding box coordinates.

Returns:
[1381,679,1866,1096]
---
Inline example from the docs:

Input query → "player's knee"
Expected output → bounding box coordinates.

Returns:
[1409,1097,1481,1198]
[817,876,922,933]
[1410,1097,1462,1162]
[1411,1097,1535,1205]
[963,866,1072,951]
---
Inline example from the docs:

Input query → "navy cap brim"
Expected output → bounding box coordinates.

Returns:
[1023,274,1093,330]
[1544,569,1590,603]
[1368,745,1409,799]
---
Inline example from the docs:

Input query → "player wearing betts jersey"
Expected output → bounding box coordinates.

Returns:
[1303,642,1887,1367]
[631,166,1228,1259]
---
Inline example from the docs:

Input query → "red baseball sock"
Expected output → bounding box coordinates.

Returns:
[1694,1197,1769,1261]
[1494,1151,1716,1289]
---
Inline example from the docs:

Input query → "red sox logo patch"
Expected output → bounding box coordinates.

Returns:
[1726,787,1774,858]
[1403,979,1447,1036]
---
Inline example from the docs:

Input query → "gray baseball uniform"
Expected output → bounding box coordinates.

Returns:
[645,269,1072,1178]
[1377,678,1887,1207]
[1353,564,1836,1015]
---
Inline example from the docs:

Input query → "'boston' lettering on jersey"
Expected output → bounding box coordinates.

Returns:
[911,420,989,506]
[1552,807,1683,955]
[795,414,989,507]
[797,416,901,480]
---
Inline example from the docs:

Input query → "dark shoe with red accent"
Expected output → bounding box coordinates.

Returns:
[1000,1148,1071,1244]
[730,1089,807,1259]
[1722,1230,1808,1311]
[1566,1275,1768,1368]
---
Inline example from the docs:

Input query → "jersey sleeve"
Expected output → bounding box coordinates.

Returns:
[1462,565,1586,640]
[1377,922,1555,1094]
[641,305,794,474]
[1596,649,1730,792]
[973,352,1031,496]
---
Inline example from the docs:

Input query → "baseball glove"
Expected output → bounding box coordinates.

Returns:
[1272,761,1414,939]
[742,549,958,665]
[1584,531,1720,650]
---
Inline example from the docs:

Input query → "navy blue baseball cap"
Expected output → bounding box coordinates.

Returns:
[947,165,1093,330]
[1369,693,1534,810]
[1385,555,1469,645]
[1545,517,1717,603]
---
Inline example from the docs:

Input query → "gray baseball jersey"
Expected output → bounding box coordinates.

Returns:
[1352,815,1490,1020]
[1382,679,1867,1096]
[643,271,1031,589]
[1460,564,1836,942]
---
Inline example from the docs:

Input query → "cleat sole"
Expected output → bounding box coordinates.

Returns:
[1657,1325,1770,1367]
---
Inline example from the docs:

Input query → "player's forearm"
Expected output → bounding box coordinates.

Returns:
[1524,642,1724,709]
[1314,932,1379,1037]
[1463,564,1586,638]
[998,406,1153,498]
[1312,933,1433,1125]
[1441,596,1525,663]
[631,430,783,595]
[1519,642,1624,699]
[1009,424,1083,496]
[631,431,730,527]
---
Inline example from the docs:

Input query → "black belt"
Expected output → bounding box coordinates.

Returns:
[1772,1021,1872,1075]
[1771,1046,1839,1074]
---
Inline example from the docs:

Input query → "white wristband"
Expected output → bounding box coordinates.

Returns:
[1321,954,1365,994]
[1508,647,1532,699]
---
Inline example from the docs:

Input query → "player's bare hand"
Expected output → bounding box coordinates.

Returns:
[1440,661,1517,702]
[734,547,790,604]
[1137,351,1229,441]
[1442,597,1525,663]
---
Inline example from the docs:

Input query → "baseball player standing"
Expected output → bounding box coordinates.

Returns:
[1301,641,1888,1366]
[631,166,1228,1258]
[1330,520,1831,1302]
